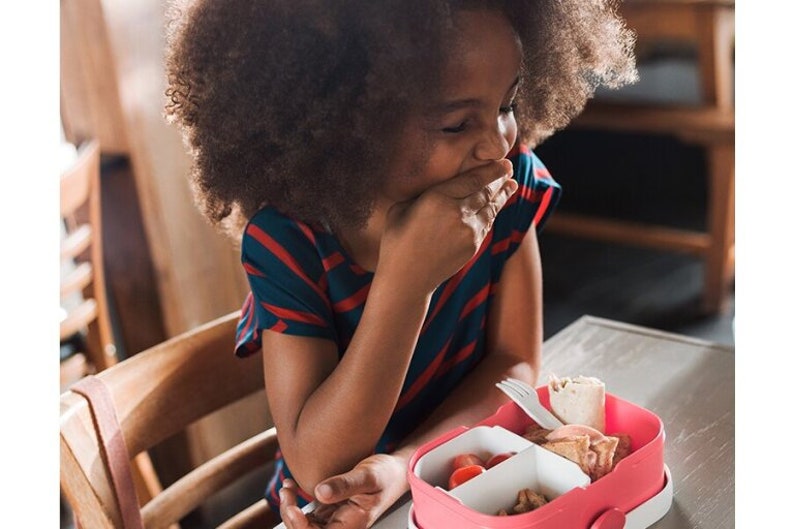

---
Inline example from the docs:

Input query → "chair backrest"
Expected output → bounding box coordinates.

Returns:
[60,139,117,375]
[60,311,279,529]
[620,0,735,109]
[60,139,168,507]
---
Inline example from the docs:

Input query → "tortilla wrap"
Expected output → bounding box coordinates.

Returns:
[548,375,606,433]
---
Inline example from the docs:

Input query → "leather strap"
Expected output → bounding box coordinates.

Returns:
[72,376,144,529]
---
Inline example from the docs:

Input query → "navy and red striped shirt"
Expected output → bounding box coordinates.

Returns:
[235,146,560,508]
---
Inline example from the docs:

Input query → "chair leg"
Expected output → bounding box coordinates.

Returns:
[695,4,735,110]
[702,142,734,314]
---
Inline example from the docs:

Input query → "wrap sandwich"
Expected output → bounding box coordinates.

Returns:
[548,374,606,433]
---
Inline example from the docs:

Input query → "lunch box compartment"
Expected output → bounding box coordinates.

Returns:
[412,425,531,488]
[450,444,591,515]
[413,425,591,517]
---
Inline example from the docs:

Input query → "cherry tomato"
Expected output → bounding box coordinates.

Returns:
[485,452,516,469]
[448,464,486,489]
[452,453,485,470]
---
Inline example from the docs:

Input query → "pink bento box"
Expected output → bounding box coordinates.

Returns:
[407,386,666,529]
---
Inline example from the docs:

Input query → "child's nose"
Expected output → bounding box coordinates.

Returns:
[473,119,513,161]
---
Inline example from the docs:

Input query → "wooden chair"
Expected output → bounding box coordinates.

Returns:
[60,139,117,385]
[60,311,280,529]
[546,0,735,314]
[60,138,166,509]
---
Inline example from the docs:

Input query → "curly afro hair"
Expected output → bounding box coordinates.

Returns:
[165,0,636,238]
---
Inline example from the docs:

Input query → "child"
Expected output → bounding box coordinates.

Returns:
[165,1,636,527]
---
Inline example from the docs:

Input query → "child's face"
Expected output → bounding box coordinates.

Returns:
[381,9,522,204]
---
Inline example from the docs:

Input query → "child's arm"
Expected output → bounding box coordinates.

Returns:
[393,222,543,457]
[287,225,544,527]
[261,160,518,493]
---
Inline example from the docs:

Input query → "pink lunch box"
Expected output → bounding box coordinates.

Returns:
[407,386,669,529]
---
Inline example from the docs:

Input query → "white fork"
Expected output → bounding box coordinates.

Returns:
[495,377,564,430]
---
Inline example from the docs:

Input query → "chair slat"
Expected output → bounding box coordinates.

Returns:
[60,299,98,341]
[60,141,100,215]
[61,224,92,260]
[60,353,90,392]
[142,428,278,529]
[61,261,93,298]
[59,139,118,372]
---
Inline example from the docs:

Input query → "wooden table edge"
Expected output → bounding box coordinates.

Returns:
[547,315,735,352]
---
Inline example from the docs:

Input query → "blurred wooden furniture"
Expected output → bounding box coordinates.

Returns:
[546,0,735,314]
[619,0,735,110]
[60,312,279,529]
[60,139,116,386]
[60,0,250,341]
[61,0,169,362]
[620,0,735,109]
[60,0,129,155]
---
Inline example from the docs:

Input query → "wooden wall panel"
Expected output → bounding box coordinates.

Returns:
[101,0,250,335]
[60,0,129,154]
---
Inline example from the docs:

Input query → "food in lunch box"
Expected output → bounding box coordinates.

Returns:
[523,423,552,444]
[496,488,549,516]
[612,432,632,466]
[448,464,486,489]
[446,451,517,489]
[548,374,606,433]
[523,423,631,481]
[452,453,486,469]
[485,451,515,468]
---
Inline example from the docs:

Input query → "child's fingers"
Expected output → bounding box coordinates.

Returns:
[474,178,518,228]
[436,159,513,199]
[460,172,513,215]
[279,479,313,528]
[315,467,375,504]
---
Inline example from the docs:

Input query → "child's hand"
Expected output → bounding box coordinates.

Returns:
[380,159,518,293]
[278,454,409,528]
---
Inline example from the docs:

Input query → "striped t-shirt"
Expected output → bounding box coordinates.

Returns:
[234,145,561,508]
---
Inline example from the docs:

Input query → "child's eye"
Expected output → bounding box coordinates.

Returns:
[499,102,518,114]
[442,121,468,134]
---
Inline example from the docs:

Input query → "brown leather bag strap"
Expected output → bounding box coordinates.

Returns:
[71,375,144,529]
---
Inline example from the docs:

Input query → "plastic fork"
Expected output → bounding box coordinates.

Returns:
[495,377,564,430]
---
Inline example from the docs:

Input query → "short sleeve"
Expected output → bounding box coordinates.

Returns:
[513,145,562,232]
[234,207,336,357]
[489,145,562,265]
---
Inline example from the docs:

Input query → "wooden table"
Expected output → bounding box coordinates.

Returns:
[374,316,735,528]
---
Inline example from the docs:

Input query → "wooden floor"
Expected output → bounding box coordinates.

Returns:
[535,128,734,348]
[540,231,735,347]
